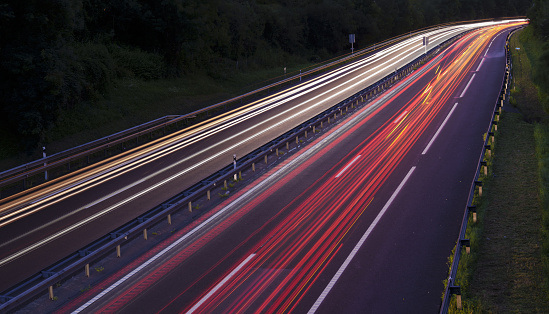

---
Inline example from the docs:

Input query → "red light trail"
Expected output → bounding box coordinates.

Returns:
[78,21,526,314]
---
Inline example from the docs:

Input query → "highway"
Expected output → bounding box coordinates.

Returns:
[50,21,527,313]
[0,21,511,293]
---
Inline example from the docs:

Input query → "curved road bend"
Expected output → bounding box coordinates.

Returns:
[61,22,525,313]
[0,21,508,292]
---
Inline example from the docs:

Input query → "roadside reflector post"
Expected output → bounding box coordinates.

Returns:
[321,120,323,128]
[49,286,54,300]
[450,286,462,310]
[239,171,242,180]
[188,201,192,212]
[276,148,279,156]
[168,213,172,224]
[485,145,491,158]
[286,142,289,149]
[305,130,308,138]
[296,136,299,144]
[233,154,237,181]
[469,206,477,223]
[252,162,255,172]
[475,181,483,197]
[492,121,498,131]
[85,264,90,277]
[265,155,268,164]
[117,245,121,257]
[207,190,210,200]
[224,180,227,189]
[313,125,316,133]
[143,228,148,240]
[489,132,495,144]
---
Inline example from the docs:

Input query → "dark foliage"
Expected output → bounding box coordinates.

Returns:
[0,0,532,153]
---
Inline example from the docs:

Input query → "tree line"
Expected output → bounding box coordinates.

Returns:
[0,0,532,152]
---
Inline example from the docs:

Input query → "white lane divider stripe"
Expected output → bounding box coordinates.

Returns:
[308,166,416,314]
[335,155,361,178]
[422,103,459,155]
[459,73,475,98]
[393,110,408,124]
[186,253,256,314]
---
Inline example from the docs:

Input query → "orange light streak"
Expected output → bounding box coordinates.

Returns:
[183,23,524,314]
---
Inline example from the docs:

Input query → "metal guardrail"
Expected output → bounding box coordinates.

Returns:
[439,26,522,313]
[0,31,463,312]
[0,18,508,200]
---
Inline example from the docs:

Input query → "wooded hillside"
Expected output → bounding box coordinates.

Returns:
[0,0,532,152]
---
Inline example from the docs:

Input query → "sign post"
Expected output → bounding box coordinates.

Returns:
[423,36,429,54]
[349,34,356,54]
[233,154,237,181]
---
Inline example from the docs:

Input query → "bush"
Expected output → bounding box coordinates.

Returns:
[110,45,165,80]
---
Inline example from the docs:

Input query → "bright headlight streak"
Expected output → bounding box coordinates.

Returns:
[1,26,455,226]
[1,25,452,215]
[1,21,524,264]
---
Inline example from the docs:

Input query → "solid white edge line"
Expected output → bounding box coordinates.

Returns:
[308,166,416,314]
[422,103,459,155]
[186,253,256,314]
[459,73,475,98]
[335,155,362,178]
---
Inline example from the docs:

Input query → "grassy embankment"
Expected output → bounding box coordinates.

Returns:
[0,60,311,172]
[447,26,549,312]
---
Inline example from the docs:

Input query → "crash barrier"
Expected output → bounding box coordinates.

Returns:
[0,28,474,312]
[439,26,523,313]
[0,18,515,199]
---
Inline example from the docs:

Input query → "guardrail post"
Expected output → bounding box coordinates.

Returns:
[475,181,483,197]
[117,245,121,257]
[265,155,268,164]
[276,148,279,156]
[207,190,211,200]
[188,201,192,212]
[252,162,255,172]
[492,121,498,131]
[296,136,299,144]
[305,130,308,138]
[224,180,228,189]
[49,286,54,300]
[485,145,491,158]
[469,206,477,223]
[321,120,323,128]
[144,228,148,240]
[168,214,172,224]
[287,142,289,149]
[313,125,316,133]
[488,132,495,144]
[85,264,90,277]
[450,286,462,310]
[239,171,242,180]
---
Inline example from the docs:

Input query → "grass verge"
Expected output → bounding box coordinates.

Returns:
[446,27,549,313]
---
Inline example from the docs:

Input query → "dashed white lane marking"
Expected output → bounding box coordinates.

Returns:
[186,253,256,314]
[308,166,416,313]
[422,103,459,155]
[335,155,362,178]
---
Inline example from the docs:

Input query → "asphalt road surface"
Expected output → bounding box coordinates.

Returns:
[56,22,525,313]
[0,21,506,293]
